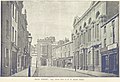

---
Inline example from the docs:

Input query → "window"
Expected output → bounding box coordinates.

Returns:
[96,50,99,66]
[83,22,86,28]
[96,11,100,19]
[88,18,92,24]
[104,38,106,47]
[92,25,95,39]
[68,51,70,56]
[79,26,81,31]
[95,26,96,38]
[6,20,9,38]
[5,48,9,67]
[104,26,106,33]
[76,30,77,34]
[79,35,81,45]
[11,3,16,18]
[112,20,115,43]
[18,56,20,67]
[89,29,91,42]
[12,4,14,18]
[81,34,83,44]
[88,52,91,65]
[15,30,17,45]
[12,27,14,41]
[15,9,18,22]
[105,56,109,69]
[97,24,99,38]
[83,32,85,44]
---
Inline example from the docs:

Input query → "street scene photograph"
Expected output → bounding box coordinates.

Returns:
[0,0,119,77]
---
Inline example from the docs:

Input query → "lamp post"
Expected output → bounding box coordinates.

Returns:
[28,33,32,77]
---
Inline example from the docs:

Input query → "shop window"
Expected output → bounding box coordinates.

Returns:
[105,56,109,69]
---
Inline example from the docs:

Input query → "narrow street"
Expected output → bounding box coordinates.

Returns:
[33,66,93,77]
[0,1,119,77]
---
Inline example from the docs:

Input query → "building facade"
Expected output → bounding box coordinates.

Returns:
[37,36,55,66]
[17,7,29,72]
[1,1,12,76]
[1,1,30,76]
[31,45,37,67]
[100,14,119,75]
[52,41,74,68]
[72,1,119,73]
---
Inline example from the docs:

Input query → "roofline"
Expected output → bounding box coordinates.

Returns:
[73,1,100,27]
[101,13,119,28]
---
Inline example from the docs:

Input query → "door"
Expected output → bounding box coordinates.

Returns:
[12,51,17,74]
[102,55,109,73]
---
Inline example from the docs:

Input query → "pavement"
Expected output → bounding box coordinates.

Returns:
[11,66,118,77]
[63,67,118,77]
[33,66,118,77]
[11,66,36,77]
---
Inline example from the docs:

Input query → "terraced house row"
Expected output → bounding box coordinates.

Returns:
[0,1,32,76]
[52,1,119,75]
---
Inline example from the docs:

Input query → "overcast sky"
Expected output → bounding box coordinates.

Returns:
[23,0,91,45]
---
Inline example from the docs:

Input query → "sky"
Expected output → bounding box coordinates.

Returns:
[23,0,91,45]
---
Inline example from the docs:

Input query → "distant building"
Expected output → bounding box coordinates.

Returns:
[52,39,74,68]
[31,45,37,67]
[37,36,55,66]
[72,1,119,74]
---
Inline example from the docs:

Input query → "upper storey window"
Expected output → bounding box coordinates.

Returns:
[79,26,81,31]
[83,22,86,28]
[96,11,100,19]
[88,18,92,24]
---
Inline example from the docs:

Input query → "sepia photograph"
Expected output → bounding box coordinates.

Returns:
[0,0,119,78]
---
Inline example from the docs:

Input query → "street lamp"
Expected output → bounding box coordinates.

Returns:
[28,33,32,77]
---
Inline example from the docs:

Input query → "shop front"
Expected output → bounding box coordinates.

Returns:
[101,43,119,75]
